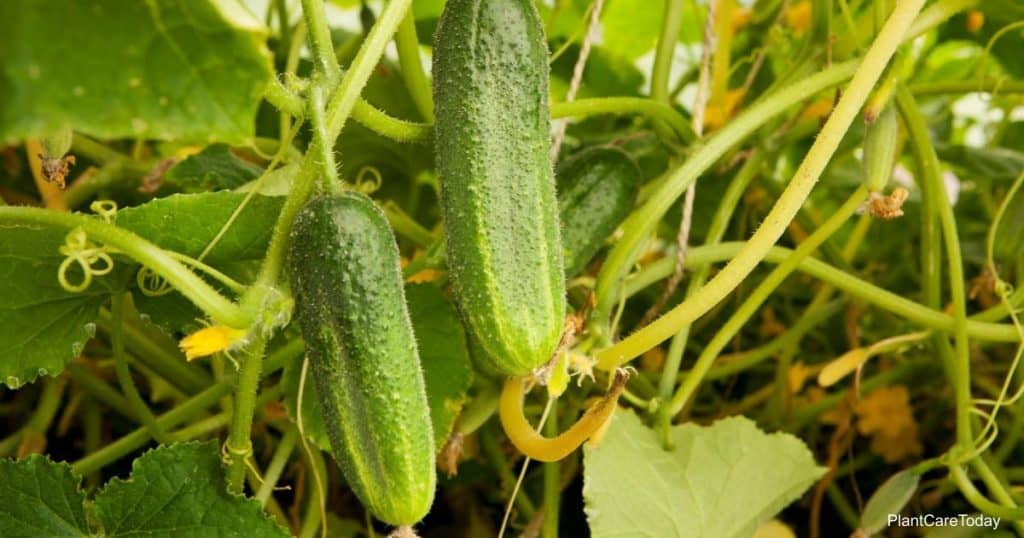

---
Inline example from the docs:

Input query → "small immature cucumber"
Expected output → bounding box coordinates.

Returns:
[287,193,435,526]
[862,104,899,193]
[557,147,641,277]
[433,0,566,376]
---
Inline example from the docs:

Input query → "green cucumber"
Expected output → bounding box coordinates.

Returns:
[287,193,435,526]
[433,0,566,376]
[557,147,641,277]
[862,104,899,193]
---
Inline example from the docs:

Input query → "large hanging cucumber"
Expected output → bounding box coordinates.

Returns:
[433,0,566,376]
[287,193,435,527]
[557,147,641,277]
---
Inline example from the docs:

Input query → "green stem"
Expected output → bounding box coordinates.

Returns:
[623,242,1019,343]
[542,398,560,538]
[71,382,232,475]
[702,299,846,380]
[595,0,925,368]
[110,293,170,443]
[97,310,212,393]
[0,207,247,327]
[257,427,299,506]
[70,134,127,164]
[255,0,413,288]
[910,79,1024,96]
[896,86,973,451]
[650,0,685,105]
[300,0,341,84]
[226,334,268,494]
[63,161,146,209]
[950,464,1024,519]
[382,201,435,248]
[395,11,434,122]
[66,362,136,419]
[551,97,695,143]
[68,347,295,476]
[666,187,867,418]
[590,61,857,341]
[655,149,764,443]
[308,81,341,192]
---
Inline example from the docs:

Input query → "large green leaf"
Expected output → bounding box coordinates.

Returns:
[0,0,273,145]
[93,442,287,537]
[0,224,117,388]
[0,456,89,537]
[283,283,472,454]
[405,283,473,451]
[116,192,283,264]
[583,411,826,538]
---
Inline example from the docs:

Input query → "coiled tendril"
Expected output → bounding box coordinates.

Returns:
[58,227,115,293]
[354,166,382,194]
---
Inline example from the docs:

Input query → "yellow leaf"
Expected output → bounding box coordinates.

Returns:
[817,348,869,387]
[754,520,796,538]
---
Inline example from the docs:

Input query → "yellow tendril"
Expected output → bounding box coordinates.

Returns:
[57,227,115,293]
[498,370,628,462]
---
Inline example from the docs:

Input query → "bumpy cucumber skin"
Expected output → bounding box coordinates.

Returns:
[433,0,566,376]
[863,105,899,193]
[287,193,435,526]
[557,147,641,277]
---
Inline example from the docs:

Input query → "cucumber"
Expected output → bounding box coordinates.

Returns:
[287,193,435,526]
[557,147,641,277]
[433,0,566,376]
[862,104,899,193]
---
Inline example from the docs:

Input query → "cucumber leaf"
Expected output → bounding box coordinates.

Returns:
[0,224,118,388]
[0,456,89,536]
[0,0,272,145]
[584,411,826,538]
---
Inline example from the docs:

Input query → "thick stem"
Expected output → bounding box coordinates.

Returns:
[623,242,1019,343]
[255,0,413,288]
[594,0,926,368]
[0,207,247,327]
[395,12,434,122]
[665,187,868,418]
[110,293,170,443]
[226,334,268,493]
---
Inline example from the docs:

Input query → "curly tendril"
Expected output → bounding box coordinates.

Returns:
[354,166,383,194]
[136,266,173,296]
[57,227,115,293]
[89,199,118,223]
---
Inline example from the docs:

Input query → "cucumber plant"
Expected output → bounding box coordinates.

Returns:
[1,1,1023,537]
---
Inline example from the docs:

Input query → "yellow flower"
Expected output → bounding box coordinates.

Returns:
[966,10,984,33]
[785,1,812,36]
[704,89,747,130]
[179,325,246,361]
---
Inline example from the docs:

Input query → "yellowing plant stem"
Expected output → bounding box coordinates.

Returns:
[595,0,927,370]
[499,372,627,462]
